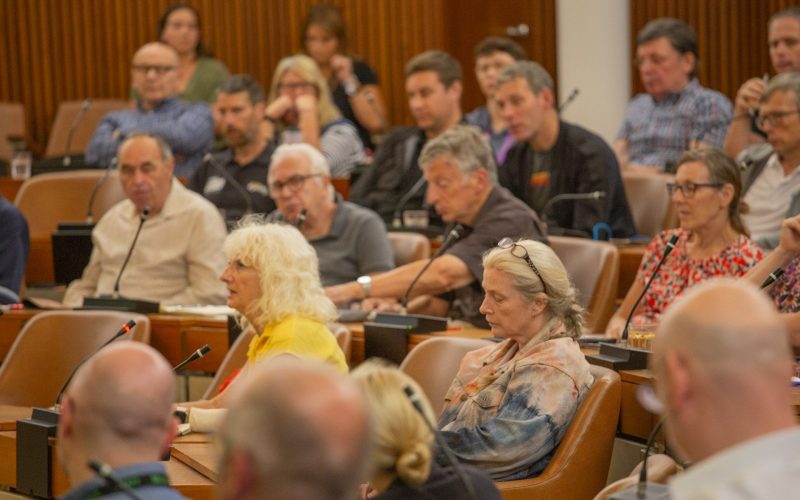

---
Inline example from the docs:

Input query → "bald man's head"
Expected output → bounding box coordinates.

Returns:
[58,342,176,465]
[652,278,795,462]
[654,278,790,380]
[131,42,180,109]
[218,358,371,500]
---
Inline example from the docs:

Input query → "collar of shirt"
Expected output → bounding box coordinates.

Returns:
[651,78,700,106]
[135,96,181,113]
[669,426,800,498]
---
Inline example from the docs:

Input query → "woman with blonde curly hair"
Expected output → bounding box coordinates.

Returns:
[351,361,499,499]
[437,238,594,481]
[264,54,364,177]
[182,218,347,411]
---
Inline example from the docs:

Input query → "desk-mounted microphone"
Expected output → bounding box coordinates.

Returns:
[113,207,149,297]
[173,345,211,372]
[64,99,91,167]
[401,224,464,312]
[760,267,785,289]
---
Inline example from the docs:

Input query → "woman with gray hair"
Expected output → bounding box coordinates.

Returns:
[437,238,593,481]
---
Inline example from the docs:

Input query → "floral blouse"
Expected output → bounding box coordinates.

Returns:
[632,229,763,323]
[770,256,800,312]
[437,317,593,481]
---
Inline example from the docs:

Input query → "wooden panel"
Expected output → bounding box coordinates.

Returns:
[443,0,558,113]
[629,0,799,100]
[0,0,448,154]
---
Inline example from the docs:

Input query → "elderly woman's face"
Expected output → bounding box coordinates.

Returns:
[671,161,731,233]
[220,259,262,316]
[480,267,538,341]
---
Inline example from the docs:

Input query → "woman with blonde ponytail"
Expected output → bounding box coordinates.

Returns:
[436,238,594,481]
[351,361,499,499]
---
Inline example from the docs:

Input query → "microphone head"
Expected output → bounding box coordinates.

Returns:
[199,344,211,356]
[81,99,92,110]
[140,207,151,220]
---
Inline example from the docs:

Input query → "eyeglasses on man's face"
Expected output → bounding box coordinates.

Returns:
[268,173,323,194]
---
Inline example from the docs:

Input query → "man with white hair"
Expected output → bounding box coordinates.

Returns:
[651,278,800,498]
[58,342,181,499]
[216,358,371,500]
[266,143,394,286]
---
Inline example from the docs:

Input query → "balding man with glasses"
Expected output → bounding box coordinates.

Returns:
[741,72,800,248]
[86,42,214,177]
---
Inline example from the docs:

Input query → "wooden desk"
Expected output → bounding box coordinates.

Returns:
[0,429,215,499]
[0,310,229,372]
[615,368,800,441]
[346,323,492,366]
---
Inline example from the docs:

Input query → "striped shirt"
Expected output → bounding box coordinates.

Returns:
[616,79,732,168]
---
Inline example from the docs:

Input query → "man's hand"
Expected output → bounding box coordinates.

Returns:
[734,77,766,116]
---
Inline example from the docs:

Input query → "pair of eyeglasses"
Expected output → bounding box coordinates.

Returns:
[665,182,723,198]
[132,64,176,75]
[268,173,323,193]
[756,110,800,129]
[497,237,548,295]
[277,82,317,93]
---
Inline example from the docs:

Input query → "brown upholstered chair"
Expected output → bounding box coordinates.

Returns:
[0,311,150,407]
[387,231,431,266]
[593,454,680,500]
[201,327,255,400]
[329,322,353,365]
[14,169,126,283]
[549,236,620,333]
[44,99,129,158]
[0,102,25,162]
[622,171,678,237]
[399,336,493,416]
[497,365,621,500]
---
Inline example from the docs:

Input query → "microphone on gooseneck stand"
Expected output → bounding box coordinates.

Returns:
[609,419,669,499]
[173,344,211,372]
[620,233,680,343]
[400,224,464,312]
[392,176,428,228]
[557,88,579,113]
[54,320,137,408]
[588,233,679,371]
[294,208,307,229]
[203,153,254,218]
[63,99,92,167]
[760,267,785,289]
[86,157,117,223]
[404,386,478,500]
[88,459,144,500]
[113,207,150,298]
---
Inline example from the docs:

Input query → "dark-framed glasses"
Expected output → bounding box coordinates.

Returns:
[132,64,176,75]
[666,182,723,198]
[268,173,323,194]
[756,110,800,129]
[497,237,548,295]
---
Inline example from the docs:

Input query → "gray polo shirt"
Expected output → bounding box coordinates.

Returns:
[268,194,394,286]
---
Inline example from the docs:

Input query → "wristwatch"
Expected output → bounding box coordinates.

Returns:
[357,275,372,298]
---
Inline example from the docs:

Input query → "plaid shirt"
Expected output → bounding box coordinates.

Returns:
[616,79,732,168]
[85,97,214,178]
[437,317,593,481]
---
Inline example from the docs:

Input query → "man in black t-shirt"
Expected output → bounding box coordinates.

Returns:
[188,75,276,227]
[327,125,546,327]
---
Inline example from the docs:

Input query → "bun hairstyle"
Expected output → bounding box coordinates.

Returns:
[350,361,435,487]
